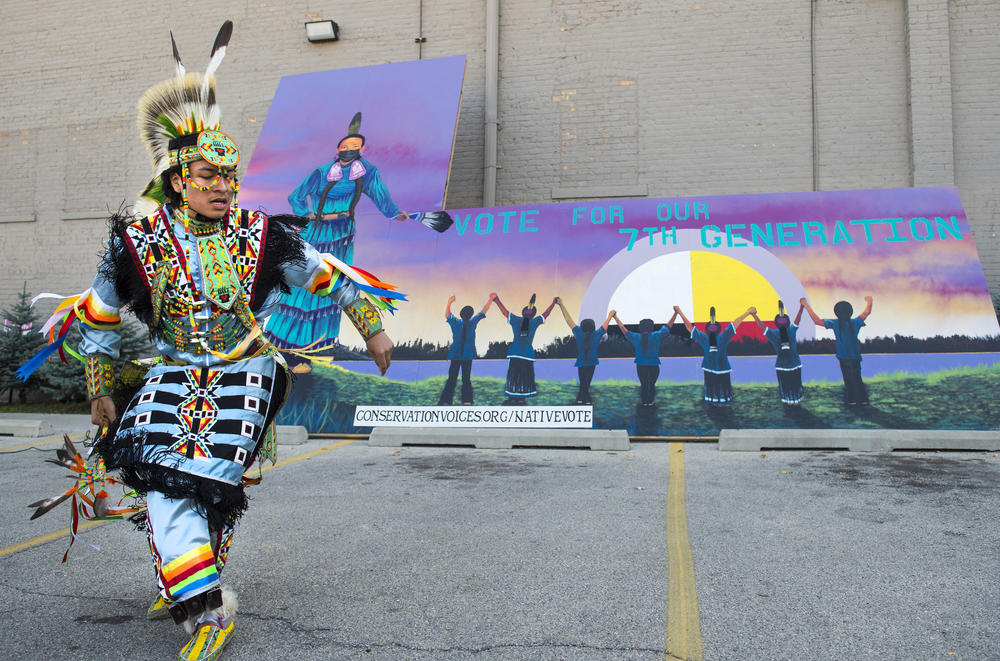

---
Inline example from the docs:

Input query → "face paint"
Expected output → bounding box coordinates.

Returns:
[179,160,235,221]
[183,162,239,193]
[171,130,241,225]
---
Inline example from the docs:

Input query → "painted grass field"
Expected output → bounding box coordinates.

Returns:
[277,363,1000,436]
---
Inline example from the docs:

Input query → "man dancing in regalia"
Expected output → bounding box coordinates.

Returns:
[18,21,403,661]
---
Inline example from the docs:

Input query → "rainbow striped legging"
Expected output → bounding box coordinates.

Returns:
[146,491,234,604]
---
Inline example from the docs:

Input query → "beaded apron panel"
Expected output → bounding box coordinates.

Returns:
[116,356,280,485]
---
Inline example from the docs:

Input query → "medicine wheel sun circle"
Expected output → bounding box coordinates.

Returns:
[578,228,814,337]
[607,251,780,322]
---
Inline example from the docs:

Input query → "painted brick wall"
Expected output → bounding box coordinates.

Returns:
[0,0,997,310]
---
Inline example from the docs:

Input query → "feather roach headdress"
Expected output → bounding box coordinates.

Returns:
[339,111,365,146]
[134,21,239,219]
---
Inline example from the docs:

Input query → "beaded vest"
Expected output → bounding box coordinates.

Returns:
[122,207,269,358]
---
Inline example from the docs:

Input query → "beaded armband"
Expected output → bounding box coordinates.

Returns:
[85,354,116,400]
[343,298,384,341]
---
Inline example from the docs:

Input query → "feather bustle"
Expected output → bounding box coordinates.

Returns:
[63,434,79,459]
[133,196,162,219]
[29,493,73,519]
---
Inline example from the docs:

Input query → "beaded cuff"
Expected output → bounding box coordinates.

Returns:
[85,354,116,400]
[343,298,384,341]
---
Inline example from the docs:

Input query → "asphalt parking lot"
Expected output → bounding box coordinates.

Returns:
[1,421,998,660]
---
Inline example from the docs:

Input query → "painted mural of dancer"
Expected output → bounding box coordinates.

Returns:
[268,112,409,366]
[554,298,614,405]
[490,293,557,404]
[751,300,805,405]
[675,306,755,405]
[612,311,678,406]
[801,295,873,405]
[437,294,492,405]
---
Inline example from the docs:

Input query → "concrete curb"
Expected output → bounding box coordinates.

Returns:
[718,428,1000,452]
[276,425,309,445]
[0,418,53,438]
[0,415,310,447]
[369,427,630,450]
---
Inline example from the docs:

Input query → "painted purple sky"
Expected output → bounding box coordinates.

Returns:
[240,55,465,223]
[358,187,1000,346]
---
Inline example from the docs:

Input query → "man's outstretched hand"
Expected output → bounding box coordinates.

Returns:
[366,331,394,375]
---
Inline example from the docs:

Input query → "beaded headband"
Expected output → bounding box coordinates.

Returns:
[171,130,240,167]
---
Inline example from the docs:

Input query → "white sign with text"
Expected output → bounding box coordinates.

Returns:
[353,405,594,428]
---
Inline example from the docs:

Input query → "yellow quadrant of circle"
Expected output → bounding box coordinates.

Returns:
[690,250,780,322]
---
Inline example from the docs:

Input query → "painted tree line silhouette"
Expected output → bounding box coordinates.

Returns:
[379,328,1000,361]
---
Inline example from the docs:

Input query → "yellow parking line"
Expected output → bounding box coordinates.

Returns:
[0,519,105,559]
[666,442,703,661]
[0,433,87,453]
[257,438,358,473]
[0,438,359,560]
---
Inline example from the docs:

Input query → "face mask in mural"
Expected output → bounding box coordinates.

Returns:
[337,149,361,163]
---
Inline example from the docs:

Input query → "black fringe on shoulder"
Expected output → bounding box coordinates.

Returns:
[95,425,248,532]
[267,213,309,229]
[252,214,308,312]
[100,206,309,318]
[100,206,155,326]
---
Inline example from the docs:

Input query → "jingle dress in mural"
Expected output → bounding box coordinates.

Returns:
[763,323,804,404]
[269,158,402,352]
[691,323,737,404]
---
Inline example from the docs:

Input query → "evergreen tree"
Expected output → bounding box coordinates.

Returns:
[0,284,46,404]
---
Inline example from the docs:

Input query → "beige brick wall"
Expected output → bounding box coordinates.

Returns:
[0,0,997,307]
[906,0,956,187]
[815,0,910,190]
[949,0,1000,295]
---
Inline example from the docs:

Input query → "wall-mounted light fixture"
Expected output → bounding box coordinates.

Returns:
[305,20,339,43]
